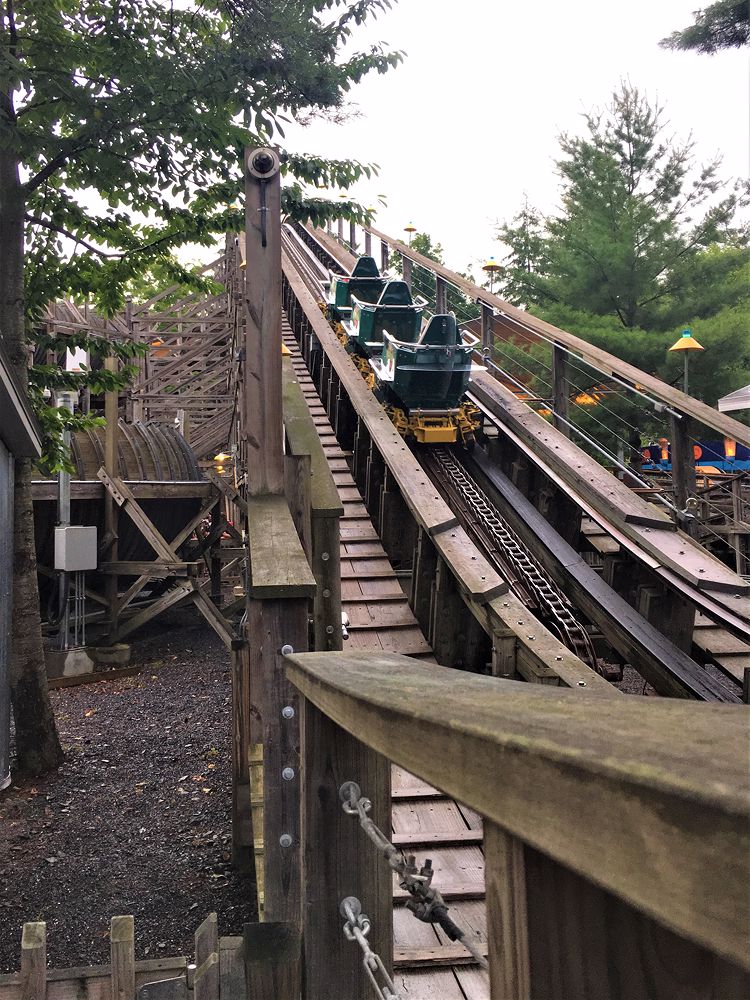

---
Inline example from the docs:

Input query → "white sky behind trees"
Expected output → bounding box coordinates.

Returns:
[281,0,749,273]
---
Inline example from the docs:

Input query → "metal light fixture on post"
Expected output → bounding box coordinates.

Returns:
[668,328,704,395]
[404,222,416,246]
[482,256,502,294]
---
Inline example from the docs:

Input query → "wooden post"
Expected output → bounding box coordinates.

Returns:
[349,220,356,252]
[481,303,494,353]
[381,240,389,272]
[104,356,120,640]
[110,916,135,1000]
[435,276,447,314]
[231,639,254,873]
[243,923,301,1000]
[337,218,344,242]
[312,515,342,652]
[243,147,284,497]
[284,453,313,559]
[402,255,412,292]
[484,823,530,1000]
[247,598,309,923]
[364,230,372,255]
[491,627,519,679]
[731,476,743,575]
[300,697,392,1000]
[20,923,45,1000]
[670,413,697,537]
[551,344,570,438]
[430,558,464,665]
[410,527,437,634]
[194,913,220,1000]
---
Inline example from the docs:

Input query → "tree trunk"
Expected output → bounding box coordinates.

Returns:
[0,103,63,775]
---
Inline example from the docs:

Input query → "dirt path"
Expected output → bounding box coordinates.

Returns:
[0,613,257,972]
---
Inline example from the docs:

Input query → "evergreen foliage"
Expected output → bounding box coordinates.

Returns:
[660,1,749,53]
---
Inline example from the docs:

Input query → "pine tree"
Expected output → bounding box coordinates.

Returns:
[661,1,749,53]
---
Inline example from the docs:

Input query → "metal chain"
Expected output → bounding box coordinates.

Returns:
[427,447,601,673]
[341,896,403,1000]
[340,781,489,971]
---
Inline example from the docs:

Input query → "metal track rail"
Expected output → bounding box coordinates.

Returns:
[422,447,601,673]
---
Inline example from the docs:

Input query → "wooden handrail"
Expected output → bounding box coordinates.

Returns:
[364,226,750,449]
[285,650,750,972]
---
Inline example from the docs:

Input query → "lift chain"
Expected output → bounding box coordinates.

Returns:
[341,896,403,1000]
[340,781,489,970]
[428,447,601,673]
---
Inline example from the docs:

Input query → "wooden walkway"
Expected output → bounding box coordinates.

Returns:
[285,322,489,999]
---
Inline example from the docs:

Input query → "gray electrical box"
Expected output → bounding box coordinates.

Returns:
[54,526,98,571]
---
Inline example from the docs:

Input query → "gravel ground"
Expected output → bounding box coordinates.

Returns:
[0,611,257,973]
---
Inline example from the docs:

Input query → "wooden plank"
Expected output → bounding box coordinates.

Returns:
[246,494,316,598]
[32,480,214,501]
[218,937,244,1000]
[110,917,135,1000]
[285,651,750,970]
[20,923,45,1000]
[394,944,488,968]
[392,827,484,847]
[485,822,529,1000]
[193,913,219,1000]
[100,561,200,577]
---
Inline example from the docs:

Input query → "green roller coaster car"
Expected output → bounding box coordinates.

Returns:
[326,255,385,322]
[371,313,477,410]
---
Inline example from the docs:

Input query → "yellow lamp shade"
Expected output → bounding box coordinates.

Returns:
[404,222,416,233]
[669,329,704,352]
[724,438,737,459]
[483,257,501,273]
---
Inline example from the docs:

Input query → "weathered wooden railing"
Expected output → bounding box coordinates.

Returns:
[285,650,750,1000]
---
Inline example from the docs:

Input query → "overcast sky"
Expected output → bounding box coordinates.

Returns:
[281,0,749,273]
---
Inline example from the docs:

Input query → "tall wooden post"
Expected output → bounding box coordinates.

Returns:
[670,413,697,537]
[481,303,494,354]
[402,255,413,292]
[435,276,448,314]
[104,356,119,640]
[242,148,316,927]
[364,229,372,255]
[551,344,570,438]
[337,218,344,242]
[381,240,389,272]
[243,147,284,497]
[349,220,356,252]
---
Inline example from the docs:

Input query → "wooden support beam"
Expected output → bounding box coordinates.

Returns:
[430,557,465,665]
[381,240,389,272]
[670,413,698,537]
[312,513,342,652]
[485,823,530,1000]
[435,276,447,314]
[481,303,494,353]
[348,220,356,252]
[104,357,119,641]
[299,695,392,1000]
[243,923,301,1000]
[20,923,45,1000]
[364,230,372,255]
[100,561,200,578]
[231,640,254,873]
[402,255,412,292]
[194,913,219,1000]
[110,916,135,1000]
[551,344,570,437]
[243,147,284,496]
[247,598,308,923]
[410,527,437,635]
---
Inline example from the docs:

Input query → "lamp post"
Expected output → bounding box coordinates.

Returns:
[668,328,704,395]
[404,222,416,245]
[482,256,502,294]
